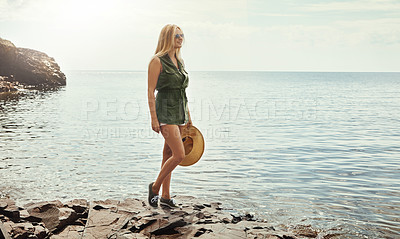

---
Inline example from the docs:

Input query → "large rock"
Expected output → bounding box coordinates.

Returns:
[0,37,66,90]
[0,198,89,238]
[25,200,81,233]
[25,201,64,232]
[0,38,17,77]
[1,220,48,239]
[14,48,66,87]
[0,199,20,222]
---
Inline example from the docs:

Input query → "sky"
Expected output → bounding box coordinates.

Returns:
[0,0,399,72]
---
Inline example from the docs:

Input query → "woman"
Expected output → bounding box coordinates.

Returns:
[147,24,192,208]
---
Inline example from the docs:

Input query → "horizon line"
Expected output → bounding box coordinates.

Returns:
[64,69,400,73]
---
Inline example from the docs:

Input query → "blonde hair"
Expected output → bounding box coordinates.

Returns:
[154,24,184,64]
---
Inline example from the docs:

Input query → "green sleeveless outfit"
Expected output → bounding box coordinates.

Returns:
[155,53,189,125]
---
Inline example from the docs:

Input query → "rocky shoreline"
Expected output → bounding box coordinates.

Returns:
[0,76,18,93]
[0,196,340,239]
[0,37,66,93]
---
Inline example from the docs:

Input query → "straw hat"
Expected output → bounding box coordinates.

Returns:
[179,125,205,166]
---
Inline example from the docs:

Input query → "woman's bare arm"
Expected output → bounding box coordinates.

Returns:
[148,56,162,133]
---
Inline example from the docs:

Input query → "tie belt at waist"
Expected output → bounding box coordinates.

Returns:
[158,88,187,100]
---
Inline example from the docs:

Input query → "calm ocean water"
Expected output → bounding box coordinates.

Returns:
[1,71,399,238]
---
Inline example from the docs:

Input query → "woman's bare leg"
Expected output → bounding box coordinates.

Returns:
[152,125,185,194]
[161,140,172,199]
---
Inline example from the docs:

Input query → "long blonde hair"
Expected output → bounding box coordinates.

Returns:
[154,24,184,64]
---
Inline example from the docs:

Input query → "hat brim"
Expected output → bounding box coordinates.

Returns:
[179,125,205,166]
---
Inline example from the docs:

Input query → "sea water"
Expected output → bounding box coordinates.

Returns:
[1,71,399,238]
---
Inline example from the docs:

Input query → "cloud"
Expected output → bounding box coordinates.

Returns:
[254,17,400,48]
[253,13,304,17]
[0,0,57,22]
[302,0,400,12]
[335,18,400,45]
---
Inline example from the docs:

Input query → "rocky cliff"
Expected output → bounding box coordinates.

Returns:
[0,37,66,92]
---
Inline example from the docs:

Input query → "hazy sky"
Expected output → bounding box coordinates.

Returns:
[1,0,399,71]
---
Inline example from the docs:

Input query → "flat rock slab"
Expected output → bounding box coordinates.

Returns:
[82,199,136,239]
[51,225,85,239]
[0,221,12,239]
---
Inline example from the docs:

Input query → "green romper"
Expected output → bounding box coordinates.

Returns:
[155,54,189,125]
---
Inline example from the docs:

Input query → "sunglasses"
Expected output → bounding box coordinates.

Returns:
[175,34,184,39]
